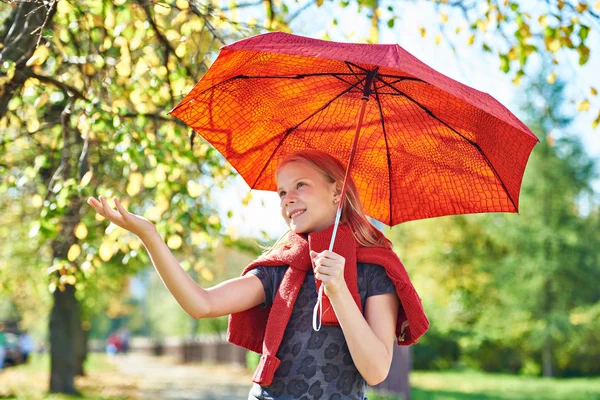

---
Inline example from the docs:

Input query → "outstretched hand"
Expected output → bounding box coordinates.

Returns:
[87,195,156,239]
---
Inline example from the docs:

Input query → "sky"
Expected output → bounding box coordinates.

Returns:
[210,0,600,239]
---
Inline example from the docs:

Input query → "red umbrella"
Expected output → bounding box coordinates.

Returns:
[169,31,539,329]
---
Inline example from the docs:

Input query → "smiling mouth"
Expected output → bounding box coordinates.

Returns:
[289,209,306,219]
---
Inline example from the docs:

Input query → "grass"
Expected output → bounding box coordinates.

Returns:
[0,353,139,400]
[400,369,600,400]
[4,354,600,400]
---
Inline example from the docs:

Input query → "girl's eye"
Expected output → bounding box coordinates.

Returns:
[279,182,305,197]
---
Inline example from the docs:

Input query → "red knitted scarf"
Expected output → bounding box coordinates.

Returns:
[227,223,429,386]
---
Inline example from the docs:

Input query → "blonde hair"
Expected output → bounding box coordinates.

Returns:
[261,149,393,254]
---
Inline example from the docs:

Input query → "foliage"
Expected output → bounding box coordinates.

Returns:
[387,64,599,376]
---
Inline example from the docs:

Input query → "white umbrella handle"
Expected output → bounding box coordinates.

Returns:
[312,204,343,331]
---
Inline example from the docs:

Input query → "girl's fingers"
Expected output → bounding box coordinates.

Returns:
[87,197,104,216]
[113,197,127,216]
[99,196,122,222]
[99,196,114,217]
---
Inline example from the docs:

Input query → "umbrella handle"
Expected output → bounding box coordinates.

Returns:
[312,204,343,331]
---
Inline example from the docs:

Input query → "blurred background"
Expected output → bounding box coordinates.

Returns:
[1,0,599,399]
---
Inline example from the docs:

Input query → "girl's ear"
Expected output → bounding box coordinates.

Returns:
[333,181,342,197]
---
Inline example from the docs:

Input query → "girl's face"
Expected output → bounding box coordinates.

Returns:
[276,161,340,234]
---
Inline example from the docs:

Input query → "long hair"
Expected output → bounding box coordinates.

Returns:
[262,149,393,254]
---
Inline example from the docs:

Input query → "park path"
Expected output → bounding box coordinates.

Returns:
[109,352,254,400]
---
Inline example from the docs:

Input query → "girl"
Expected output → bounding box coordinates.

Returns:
[87,149,428,400]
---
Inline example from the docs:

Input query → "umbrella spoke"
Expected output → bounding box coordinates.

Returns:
[375,76,518,212]
[251,76,367,188]
[373,85,393,226]
[378,76,428,85]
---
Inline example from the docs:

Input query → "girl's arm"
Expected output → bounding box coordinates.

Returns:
[329,288,400,386]
[88,195,266,319]
[139,229,266,319]
[311,249,400,385]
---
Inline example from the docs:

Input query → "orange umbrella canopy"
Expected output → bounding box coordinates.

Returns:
[170,32,539,226]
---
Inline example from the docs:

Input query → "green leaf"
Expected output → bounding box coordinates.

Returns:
[387,18,395,28]
[499,54,510,73]
[578,25,590,41]
[577,43,590,65]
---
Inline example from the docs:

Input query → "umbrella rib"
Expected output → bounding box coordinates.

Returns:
[380,76,428,85]
[373,83,394,226]
[251,76,368,189]
[375,76,518,212]
[345,62,366,85]
[346,62,370,73]
[237,72,361,79]
[171,73,366,115]
[239,73,363,87]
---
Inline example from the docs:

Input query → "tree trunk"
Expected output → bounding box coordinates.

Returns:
[49,285,81,394]
[542,339,554,377]
[75,326,88,377]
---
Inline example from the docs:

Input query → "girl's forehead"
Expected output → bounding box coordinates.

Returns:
[276,161,325,184]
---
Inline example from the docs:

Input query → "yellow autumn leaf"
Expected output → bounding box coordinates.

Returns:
[155,164,167,182]
[577,100,591,111]
[57,0,72,14]
[201,268,214,281]
[74,222,88,240]
[176,0,189,9]
[547,71,557,84]
[165,30,180,42]
[595,0,600,10]
[127,172,144,196]
[80,170,93,187]
[435,33,442,45]
[208,215,220,225]
[143,171,157,188]
[175,43,187,58]
[167,235,183,250]
[548,39,561,53]
[575,2,588,13]
[419,27,427,38]
[67,244,81,262]
[241,191,253,206]
[467,34,475,46]
[187,181,204,198]
[99,241,114,261]
[440,13,448,23]
[154,3,171,15]
[32,194,43,208]
[25,46,50,67]
[34,93,49,108]
[191,231,207,246]
[126,236,140,251]
[66,275,77,285]
[591,87,597,96]
[592,111,600,129]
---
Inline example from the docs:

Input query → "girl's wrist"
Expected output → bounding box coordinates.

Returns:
[137,226,159,242]
[328,282,351,302]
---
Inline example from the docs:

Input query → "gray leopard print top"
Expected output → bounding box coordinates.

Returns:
[247,262,397,400]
